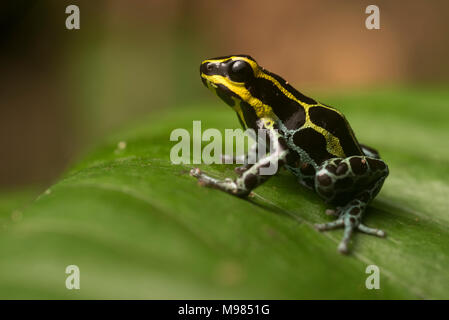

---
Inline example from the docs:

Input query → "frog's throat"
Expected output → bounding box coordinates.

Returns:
[201,73,275,120]
[202,76,249,128]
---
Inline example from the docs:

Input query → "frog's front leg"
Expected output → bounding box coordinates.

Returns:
[221,141,259,176]
[191,128,287,197]
[313,156,389,254]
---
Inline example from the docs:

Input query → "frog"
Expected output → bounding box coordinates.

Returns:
[191,55,389,254]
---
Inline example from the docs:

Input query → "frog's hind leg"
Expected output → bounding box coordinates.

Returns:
[313,156,389,254]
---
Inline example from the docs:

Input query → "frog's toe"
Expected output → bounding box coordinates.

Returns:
[357,224,386,237]
[190,168,202,178]
[190,168,218,187]
[338,224,355,254]
[315,219,344,231]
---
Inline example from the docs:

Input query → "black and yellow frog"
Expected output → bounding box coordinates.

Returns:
[191,55,389,254]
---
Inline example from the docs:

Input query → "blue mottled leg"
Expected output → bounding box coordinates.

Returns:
[339,224,353,254]
[314,156,389,254]
[191,148,288,197]
[315,219,344,230]
[358,223,385,237]
[221,142,259,175]
[316,198,385,254]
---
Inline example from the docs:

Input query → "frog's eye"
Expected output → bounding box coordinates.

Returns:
[228,60,253,82]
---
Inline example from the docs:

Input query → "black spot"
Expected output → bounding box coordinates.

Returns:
[358,192,371,203]
[300,163,315,176]
[350,207,360,215]
[335,177,353,189]
[356,177,371,188]
[336,162,348,175]
[285,152,300,167]
[349,217,357,224]
[317,173,332,186]
[244,174,258,190]
[325,164,337,174]
[292,128,334,164]
[349,157,368,175]
[367,158,386,171]
[318,187,333,199]
[331,191,355,206]
[308,106,363,157]
[302,178,315,189]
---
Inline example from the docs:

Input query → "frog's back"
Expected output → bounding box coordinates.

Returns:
[253,70,363,165]
[305,104,364,160]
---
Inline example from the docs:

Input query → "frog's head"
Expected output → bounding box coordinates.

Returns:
[199,55,260,108]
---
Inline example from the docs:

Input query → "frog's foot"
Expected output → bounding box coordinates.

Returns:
[190,168,241,194]
[315,219,385,254]
[190,167,254,198]
[315,200,385,254]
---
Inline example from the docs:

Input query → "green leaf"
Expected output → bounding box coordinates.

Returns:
[0,189,38,227]
[1,87,448,299]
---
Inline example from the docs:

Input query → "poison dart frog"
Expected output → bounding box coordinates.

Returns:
[191,55,389,254]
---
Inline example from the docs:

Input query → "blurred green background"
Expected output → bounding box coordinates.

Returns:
[1,0,449,299]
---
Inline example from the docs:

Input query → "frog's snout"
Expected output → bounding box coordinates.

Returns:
[200,60,224,77]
